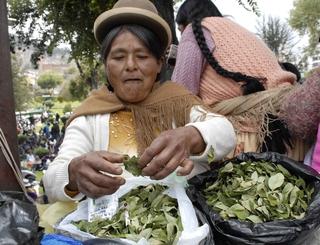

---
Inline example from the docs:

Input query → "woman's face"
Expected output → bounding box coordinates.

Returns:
[105,30,162,103]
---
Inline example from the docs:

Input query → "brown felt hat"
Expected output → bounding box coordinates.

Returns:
[94,0,172,51]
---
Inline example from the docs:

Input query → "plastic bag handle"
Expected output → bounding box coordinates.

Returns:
[0,127,31,200]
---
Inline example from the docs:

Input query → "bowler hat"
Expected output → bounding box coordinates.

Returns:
[94,0,172,51]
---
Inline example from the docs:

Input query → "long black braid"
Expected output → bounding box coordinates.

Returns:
[192,19,265,95]
[192,19,292,153]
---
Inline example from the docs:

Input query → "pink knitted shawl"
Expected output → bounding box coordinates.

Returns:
[199,17,296,105]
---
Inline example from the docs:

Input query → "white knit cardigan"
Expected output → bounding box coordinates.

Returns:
[43,106,236,202]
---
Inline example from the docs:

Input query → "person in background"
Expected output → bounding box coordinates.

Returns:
[43,0,236,203]
[172,0,297,157]
[279,67,320,167]
[55,113,60,123]
[42,122,51,139]
[25,147,36,169]
[50,121,60,141]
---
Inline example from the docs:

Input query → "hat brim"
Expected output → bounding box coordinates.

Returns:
[94,7,172,51]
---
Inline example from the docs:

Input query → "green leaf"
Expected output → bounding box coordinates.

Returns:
[214,201,229,211]
[220,162,233,174]
[207,146,215,163]
[257,206,270,219]
[277,165,291,177]
[295,177,306,189]
[240,199,252,212]
[246,215,263,223]
[268,173,284,190]
[292,212,305,220]
[289,186,300,207]
[123,155,142,176]
[267,193,280,206]
[139,228,152,239]
[251,171,258,182]
[228,204,249,220]
[166,223,175,240]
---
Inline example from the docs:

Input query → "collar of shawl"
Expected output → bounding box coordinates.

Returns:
[67,81,202,154]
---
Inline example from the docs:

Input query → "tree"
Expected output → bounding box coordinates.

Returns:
[37,72,62,95]
[11,55,32,111]
[256,16,297,62]
[289,0,320,56]
[69,78,91,101]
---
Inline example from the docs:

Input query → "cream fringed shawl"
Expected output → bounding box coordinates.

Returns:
[67,81,202,154]
[210,84,294,151]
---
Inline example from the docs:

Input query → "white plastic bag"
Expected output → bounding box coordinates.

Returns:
[56,176,209,244]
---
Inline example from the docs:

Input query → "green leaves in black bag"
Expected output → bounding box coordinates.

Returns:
[123,155,142,176]
[203,161,314,223]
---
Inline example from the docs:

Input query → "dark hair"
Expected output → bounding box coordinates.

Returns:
[280,62,301,82]
[100,24,164,91]
[176,0,222,26]
[177,0,265,95]
[101,24,164,62]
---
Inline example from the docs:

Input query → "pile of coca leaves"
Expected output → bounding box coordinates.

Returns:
[203,161,314,223]
[73,184,183,244]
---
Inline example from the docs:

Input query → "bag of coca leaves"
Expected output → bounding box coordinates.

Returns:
[187,152,320,245]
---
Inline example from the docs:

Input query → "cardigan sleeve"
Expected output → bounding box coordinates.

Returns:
[187,105,236,161]
[172,25,215,95]
[43,116,95,202]
[279,69,320,139]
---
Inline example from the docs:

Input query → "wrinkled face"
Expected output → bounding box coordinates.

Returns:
[105,31,162,103]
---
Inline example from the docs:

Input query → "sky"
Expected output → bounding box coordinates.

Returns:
[213,0,295,33]
[176,0,306,50]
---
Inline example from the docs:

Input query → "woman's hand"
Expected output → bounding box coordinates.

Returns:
[138,126,205,180]
[66,151,125,198]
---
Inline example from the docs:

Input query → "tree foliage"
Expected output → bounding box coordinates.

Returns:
[256,16,297,62]
[9,0,117,90]
[11,55,32,111]
[289,0,320,55]
[235,0,260,15]
[9,0,260,93]
[37,72,62,93]
[69,78,90,101]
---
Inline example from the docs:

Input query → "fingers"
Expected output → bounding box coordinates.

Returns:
[139,142,164,168]
[177,158,194,176]
[142,148,186,178]
[68,151,126,198]
[88,151,124,175]
[78,175,124,198]
[141,147,175,176]
[97,151,124,163]
[83,169,125,188]
[139,128,194,180]
[150,157,193,180]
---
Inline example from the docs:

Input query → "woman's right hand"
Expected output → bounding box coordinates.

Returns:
[66,151,125,198]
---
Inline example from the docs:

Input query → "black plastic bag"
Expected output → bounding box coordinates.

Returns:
[187,152,320,245]
[0,191,43,245]
[195,206,215,245]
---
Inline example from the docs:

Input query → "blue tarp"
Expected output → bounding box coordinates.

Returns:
[41,234,82,245]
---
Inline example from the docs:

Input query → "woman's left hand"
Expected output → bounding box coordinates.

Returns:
[138,126,205,180]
